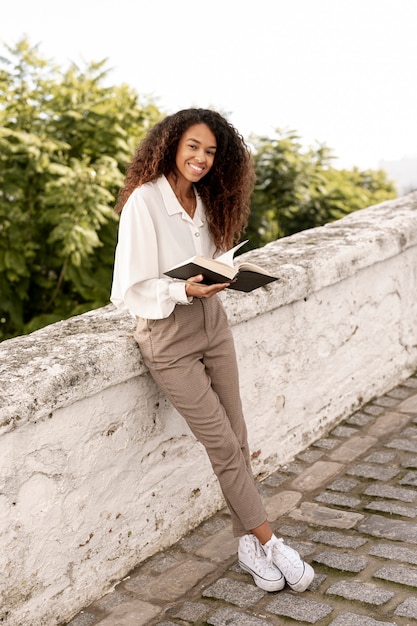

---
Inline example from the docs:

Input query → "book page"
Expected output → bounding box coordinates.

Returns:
[215,240,248,267]
[237,262,272,276]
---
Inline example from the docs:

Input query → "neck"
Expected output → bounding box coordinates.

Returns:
[167,173,196,217]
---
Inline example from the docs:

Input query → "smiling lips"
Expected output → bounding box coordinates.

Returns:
[188,162,205,175]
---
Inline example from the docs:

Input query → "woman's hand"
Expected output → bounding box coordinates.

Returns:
[185,274,230,298]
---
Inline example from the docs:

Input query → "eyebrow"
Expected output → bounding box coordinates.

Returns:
[188,137,217,149]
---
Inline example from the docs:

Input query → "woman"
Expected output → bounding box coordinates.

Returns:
[111,108,314,593]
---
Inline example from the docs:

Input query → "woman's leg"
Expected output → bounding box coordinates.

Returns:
[134,298,267,536]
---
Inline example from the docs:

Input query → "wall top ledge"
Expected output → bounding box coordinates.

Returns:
[1,192,416,430]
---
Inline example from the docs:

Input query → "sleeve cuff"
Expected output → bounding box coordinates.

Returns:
[168,281,193,305]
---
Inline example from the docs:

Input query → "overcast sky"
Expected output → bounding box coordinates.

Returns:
[2,0,417,170]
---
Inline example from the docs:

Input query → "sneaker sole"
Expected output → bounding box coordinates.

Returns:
[238,560,285,592]
[286,562,315,592]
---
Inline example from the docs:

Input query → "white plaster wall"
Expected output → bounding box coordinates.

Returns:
[1,192,417,625]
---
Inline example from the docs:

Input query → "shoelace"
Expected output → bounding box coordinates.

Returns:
[266,538,299,567]
[248,536,275,573]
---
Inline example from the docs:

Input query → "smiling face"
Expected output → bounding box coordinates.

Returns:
[174,123,217,185]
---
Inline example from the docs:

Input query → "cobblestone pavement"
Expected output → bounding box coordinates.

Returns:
[67,374,417,626]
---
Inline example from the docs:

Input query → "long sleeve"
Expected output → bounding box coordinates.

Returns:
[110,176,216,319]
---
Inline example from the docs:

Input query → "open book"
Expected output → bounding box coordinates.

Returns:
[164,241,278,292]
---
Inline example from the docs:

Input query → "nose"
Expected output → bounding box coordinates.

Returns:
[195,149,206,163]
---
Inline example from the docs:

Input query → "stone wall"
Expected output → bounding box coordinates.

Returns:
[1,192,417,625]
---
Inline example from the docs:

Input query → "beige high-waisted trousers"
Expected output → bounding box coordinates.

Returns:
[134,295,268,537]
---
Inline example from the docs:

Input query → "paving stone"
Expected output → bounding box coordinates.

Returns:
[328,435,377,463]
[369,542,417,565]
[145,551,184,574]
[264,490,302,521]
[401,378,417,389]
[296,449,324,463]
[346,412,375,426]
[367,412,409,437]
[363,483,416,502]
[289,502,363,528]
[290,461,344,491]
[202,578,265,608]
[400,426,417,437]
[179,532,207,553]
[363,405,385,416]
[310,530,367,549]
[397,393,417,412]
[328,614,396,626]
[279,523,308,537]
[387,386,414,400]
[402,454,417,468]
[399,470,417,486]
[281,539,315,558]
[314,492,362,508]
[280,460,305,474]
[327,477,359,493]
[94,599,162,626]
[363,451,396,464]
[386,438,417,453]
[313,438,340,450]
[308,572,327,590]
[394,596,417,619]
[358,514,417,543]
[200,516,229,535]
[66,612,98,626]
[373,395,400,408]
[313,550,368,572]
[331,425,358,437]
[365,500,417,517]
[266,593,333,624]
[207,607,273,626]
[346,463,399,481]
[194,526,238,561]
[261,472,288,487]
[326,581,394,605]
[125,558,217,602]
[171,601,210,621]
[95,591,135,612]
[374,564,417,587]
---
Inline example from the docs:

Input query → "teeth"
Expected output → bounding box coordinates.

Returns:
[189,164,203,173]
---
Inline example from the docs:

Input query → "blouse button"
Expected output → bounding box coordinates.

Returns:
[195,232,200,237]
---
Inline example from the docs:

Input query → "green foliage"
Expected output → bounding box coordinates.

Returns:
[0,41,398,341]
[246,130,397,249]
[0,38,162,340]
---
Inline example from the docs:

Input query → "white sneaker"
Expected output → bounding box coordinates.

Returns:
[238,534,285,592]
[265,536,315,592]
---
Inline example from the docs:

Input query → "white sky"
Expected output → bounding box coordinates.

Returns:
[2,0,417,170]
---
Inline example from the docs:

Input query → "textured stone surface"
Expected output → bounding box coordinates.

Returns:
[289,502,364,528]
[326,581,394,605]
[61,379,417,626]
[358,515,417,543]
[207,608,273,626]
[394,596,417,618]
[329,615,395,626]
[2,192,417,625]
[266,594,333,623]
[310,530,367,549]
[202,578,265,608]
[313,551,368,572]
[374,565,417,587]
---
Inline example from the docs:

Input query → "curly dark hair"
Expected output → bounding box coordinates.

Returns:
[115,108,255,250]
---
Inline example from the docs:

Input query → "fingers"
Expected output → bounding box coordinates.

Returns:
[187,274,205,284]
[185,278,230,298]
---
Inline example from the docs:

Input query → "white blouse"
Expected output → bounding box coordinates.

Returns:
[110,175,217,319]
